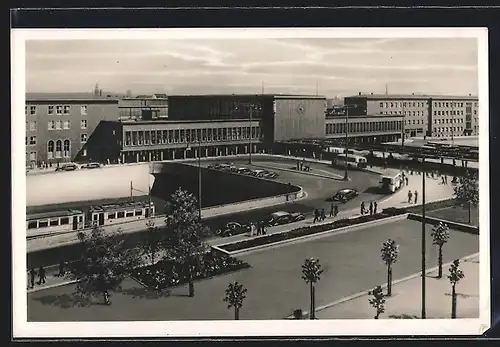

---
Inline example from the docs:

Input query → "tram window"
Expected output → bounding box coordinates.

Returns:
[93,214,98,221]
[39,220,49,228]
[28,221,38,229]
[79,216,83,222]
[135,210,143,216]
[117,211,125,218]
[49,219,59,226]
[108,212,116,219]
[126,211,134,217]
[60,217,69,225]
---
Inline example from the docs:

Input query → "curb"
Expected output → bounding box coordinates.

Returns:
[251,163,345,181]
[221,214,409,256]
[27,279,79,293]
[290,252,480,319]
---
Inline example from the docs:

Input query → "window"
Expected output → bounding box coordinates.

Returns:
[55,120,62,130]
[48,105,54,115]
[48,120,55,130]
[30,106,37,115]
[125,132,131,146]
[135,209,143,216]
[55,140,62,158]
[60,217,69,225]
[81,134,88,143]
[29,151,37,162]
[47,140,54,159]
[29,136,36,145]
[108,212,116,219]
[38,220,48,228]
[81,120,87,129]
[117,211,125,218]
[56,105,63,115]
[29,121,36,131]
[63,120,70,129]
[63,105,70,114]
[50,219,59,226]
[126,211,134,217]
[380,102,383,107]
[63,139,70,157]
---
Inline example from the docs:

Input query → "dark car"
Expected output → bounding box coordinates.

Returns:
[263,171,278,179]
[290,212,306,222]
[265,211,294,226]
[81,162,101,169]
[215,222,250,237]
[332,188,359,203]
[55,163,78,172]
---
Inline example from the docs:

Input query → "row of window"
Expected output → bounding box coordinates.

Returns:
[26,134,87,147]
[433,118,465,125]
[124,126,261,147]
[46,139,71,159]
[47,120,88,130]
[406,119,425,125]
[434,127,468,133]
[26,105,88,116]
[378,101,478,109]
[325,120,402,135]
[380,111,425,116]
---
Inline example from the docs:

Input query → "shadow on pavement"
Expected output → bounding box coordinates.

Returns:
[117,286,173,300]
[388,313,419,319]
[32,293,95,308]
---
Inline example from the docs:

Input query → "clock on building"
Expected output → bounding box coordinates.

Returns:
[297,104,305,114]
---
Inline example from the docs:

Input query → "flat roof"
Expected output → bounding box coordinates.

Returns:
[168,94,325,99]
[346,94,478,100]
[27,209,84,221]
[90,201,151,212]
[26,93,119,103]
[121,118,259,125]
[383,136,478,149]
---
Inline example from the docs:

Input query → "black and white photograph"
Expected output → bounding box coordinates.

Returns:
[12,28,489,337]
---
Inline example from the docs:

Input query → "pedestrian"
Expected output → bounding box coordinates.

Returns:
[431,171,435,179]
[329,203,334,217]
[360,202,365,215]
[405,176,409,186]
[373,201,378,214]
[414,190,418,204]
[369,202,373,215]
[408,190,413,204]
[37,266,46,285]
[58,260,65,277]
[29,268,36,289]
[444,175,448,185]
[320,208,326,221]
[262,223,267,235]
[334,203,339,217]
[441,175,445,185]
[313,209,319,224]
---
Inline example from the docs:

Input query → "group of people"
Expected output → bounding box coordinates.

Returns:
[407,189,419,204]
[27,266,47,289]
[360,201,378,215]
[313,203,340,224]
[248,221,267,237]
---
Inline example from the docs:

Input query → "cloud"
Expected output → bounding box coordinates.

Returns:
[25,37,478,97]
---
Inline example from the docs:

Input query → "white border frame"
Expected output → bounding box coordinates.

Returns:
[12,27,490,337]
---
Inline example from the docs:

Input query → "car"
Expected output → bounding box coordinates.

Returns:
[236,167,252,175]
[265,211,294,226]
[290,212,306,222]
[215,221,250,237]
[55,163,79,172]
[332,188,359,203]
[263,171,278,179]
[81,162,101,169]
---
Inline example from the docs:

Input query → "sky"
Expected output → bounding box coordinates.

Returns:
[25,37,478,98]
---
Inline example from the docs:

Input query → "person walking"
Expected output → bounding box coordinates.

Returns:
[329,203,334,218]
[414,190,418,204]
[313,209,319,224]
[407,190,413,204]
[405,176,409,186]
[29,268,36,289]
[320,208,326,221]
[444,175,448,185]
[334,203,339,217]
[441,175,445,185]
[57,260,66,277]
[38,266,46,285]
[373,201,378,214]
[369,202,374,215]
[360,202,366,215]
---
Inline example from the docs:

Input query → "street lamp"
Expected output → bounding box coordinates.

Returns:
[420,154,427,319]
[235,103,262,165]
[401,101,406,150]
[340,104,359,181]
[451,101,455,146]
[186,138,202,220]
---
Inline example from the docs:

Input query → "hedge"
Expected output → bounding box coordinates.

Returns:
[407,214,479,235]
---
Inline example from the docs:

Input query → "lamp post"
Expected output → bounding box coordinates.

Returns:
[451,101,455,146]
[187,139,202,220]
[341,104,359,181]
[421,155,427,319]
[402,101,406,150]
[235,103,262,165]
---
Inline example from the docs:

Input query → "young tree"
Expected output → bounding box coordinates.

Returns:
[448,259,465,319]
[67,226,140,305]
[453,172,479,224]
[223,281,248,320]
[380,239,399,296]
[141,219,163,266]
[163,188,210,297]
[301,257,323,320]
[431,222,451,278]
[368,285,386,319]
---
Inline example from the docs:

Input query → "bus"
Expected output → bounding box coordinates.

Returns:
[379,169,404,193]
[334,154,367,169]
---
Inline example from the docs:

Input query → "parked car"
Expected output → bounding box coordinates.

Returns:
[263,171,278,179]
[236,167,252,175]
[81,162,101,169]
[331,188,359,203]
[265,211,304,227]
[55,163,79,172]
[215,221,250,237]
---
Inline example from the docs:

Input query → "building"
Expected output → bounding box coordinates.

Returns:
[119,97,168,121]
[344,93,479,138]
[25,93,119,167]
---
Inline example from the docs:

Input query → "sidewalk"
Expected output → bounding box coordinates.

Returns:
[26,171,455,293]
[314,254,479,319]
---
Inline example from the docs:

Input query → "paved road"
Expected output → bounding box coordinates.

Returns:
[27,161,384,268]
[27,218,478,321]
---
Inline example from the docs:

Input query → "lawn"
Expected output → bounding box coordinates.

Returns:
[28,218,478,321]
[427,204,479,226]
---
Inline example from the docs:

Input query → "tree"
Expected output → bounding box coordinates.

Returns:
[431,222,451,278]
[223,281,248,320]
[301,257,323,320]
[453,172,479,224]
[162,188,210,297]
[67,226,140,305]
[380,239,399,296]
[368,285,386,319]
[448,259,465,319]
[141,219,163,266]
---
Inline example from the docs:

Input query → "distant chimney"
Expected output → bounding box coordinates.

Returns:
[99,89,102,96]
[370,92,373,95]
[469,93,471,96]
[358,92,362,96]
[412,93,415,95]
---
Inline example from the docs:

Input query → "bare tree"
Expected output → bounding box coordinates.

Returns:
[380,239,399,296]
[223,281,248,320]
[301,257,323,320]
[431,222,450,278]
